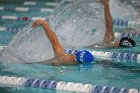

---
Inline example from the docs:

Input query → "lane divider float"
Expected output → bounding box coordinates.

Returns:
[0,15,46,21]
[0,6,54,12]
[0,26,140,40]
[0,75,139,93]
[0,16,140,29]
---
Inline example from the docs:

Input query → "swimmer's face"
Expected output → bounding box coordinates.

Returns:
[62,54,76,63]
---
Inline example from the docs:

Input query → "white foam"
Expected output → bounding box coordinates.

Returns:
[0,0,138,64]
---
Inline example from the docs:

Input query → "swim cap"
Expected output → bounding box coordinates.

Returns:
[75,50,94,63]
[119,37,136,47]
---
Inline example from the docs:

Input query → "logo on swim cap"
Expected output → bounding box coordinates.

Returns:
[119,37,136,47]
[75,50,94,63]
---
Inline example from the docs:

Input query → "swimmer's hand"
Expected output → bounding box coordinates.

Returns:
[32,19,45,28]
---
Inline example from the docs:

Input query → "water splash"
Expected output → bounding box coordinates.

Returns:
[0,0,138,64]
[110,0,138,20]
[0,24,54,63]
[49,0,106,48]
[0,0,106,63]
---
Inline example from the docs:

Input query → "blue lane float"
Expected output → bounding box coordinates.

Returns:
[0,15,46,21]
[92,51,140,63]
[0,27,24,34]
[0,75,139,93]
[114,32,140,39]
[0,16,140,29]
[23,2,58,6]
[113,19,129,27]
[0,26,140,38]
[66,49,140,64]
[0,6,54,12]
[113,19,140,29]
[0,1,58,6]
[116,32,140,39]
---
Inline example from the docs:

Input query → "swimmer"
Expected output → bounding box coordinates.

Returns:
[32,19,94,65]
[92,0,136,48]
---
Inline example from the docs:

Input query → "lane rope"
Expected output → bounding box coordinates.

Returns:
[0,1,59,6]
[0,26,140,40]
[0,6,54,12]
[0,75,139,93]
[0,16,140,29]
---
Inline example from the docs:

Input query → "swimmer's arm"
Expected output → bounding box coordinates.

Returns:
[35,58,60,66]
[32,19,65,56]
[103,0,115,43]
[42,20,64,54]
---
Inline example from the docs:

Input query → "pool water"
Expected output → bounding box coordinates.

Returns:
[0,0,140,93]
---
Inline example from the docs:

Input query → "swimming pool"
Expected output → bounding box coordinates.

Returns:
[0,0,140,93]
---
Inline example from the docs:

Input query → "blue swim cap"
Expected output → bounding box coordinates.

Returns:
[75,50,94,63]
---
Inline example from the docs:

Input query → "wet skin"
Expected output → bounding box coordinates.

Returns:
[31,0,118,65]
[32,19,78,65]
